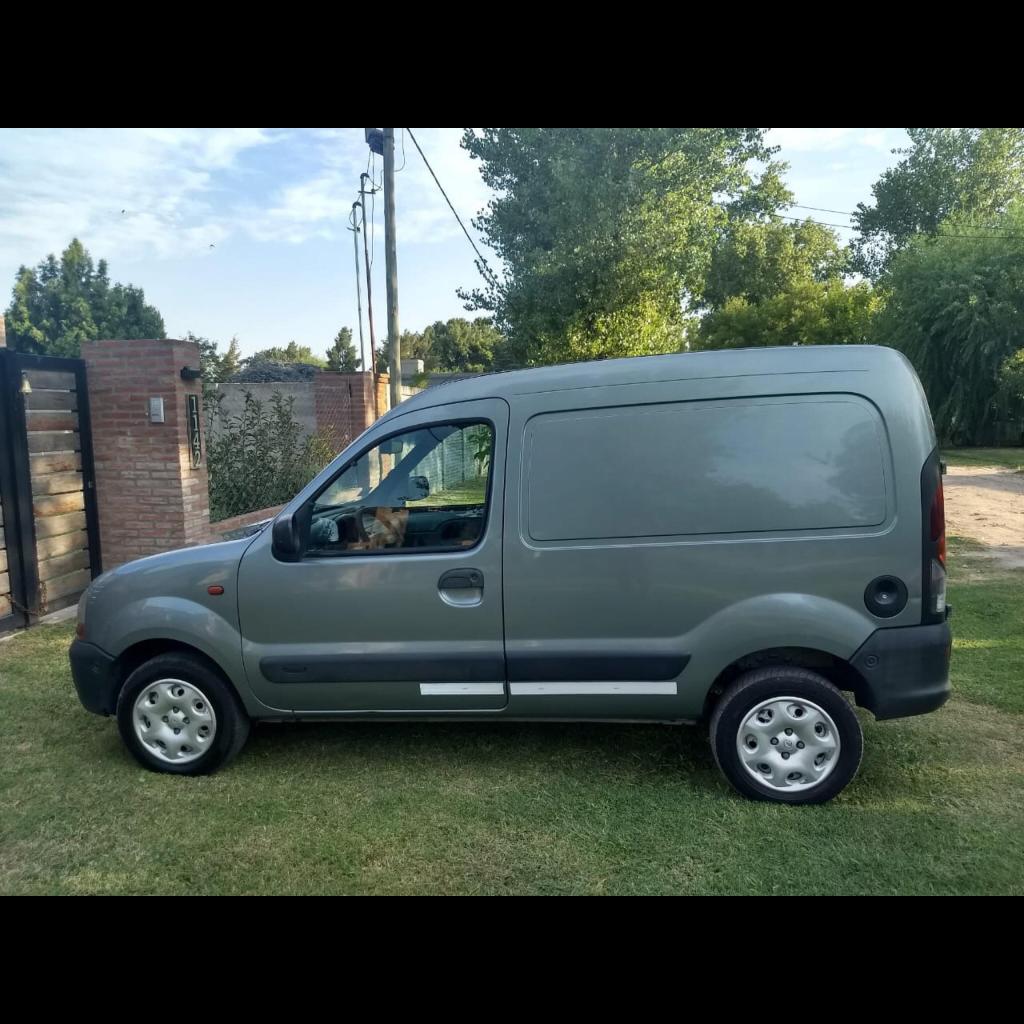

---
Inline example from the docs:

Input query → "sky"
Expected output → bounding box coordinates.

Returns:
[0,128,909,362]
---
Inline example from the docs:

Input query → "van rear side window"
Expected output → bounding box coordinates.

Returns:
[524,397,888,542]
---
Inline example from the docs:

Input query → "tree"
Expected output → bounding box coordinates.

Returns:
[999,349,1024,407]
[460,128,790,366]
[188,333,243,383]
[247,341,326,368]
[852,128,1024,278]
[4,238,164,356]
[325,327,361,372]
[871,202,1024,443]
[375,319,501,375]
[695,279,880,351]
[700,218,847,310]
[220,337,242,379]
[427,318,501,372]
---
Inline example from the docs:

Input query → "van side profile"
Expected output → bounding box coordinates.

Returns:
[70,345,951,804]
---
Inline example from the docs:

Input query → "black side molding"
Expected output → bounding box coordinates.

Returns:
[262,651,690,684]
[507,652,689,682]
[261,653,504,684]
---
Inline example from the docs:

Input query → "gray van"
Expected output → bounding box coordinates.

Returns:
[70,345,951,804]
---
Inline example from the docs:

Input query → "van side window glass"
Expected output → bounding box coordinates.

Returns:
[307,422,493,555]
[525,398,888,541]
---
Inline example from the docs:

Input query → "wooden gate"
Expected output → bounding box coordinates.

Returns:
[0,350,101,633]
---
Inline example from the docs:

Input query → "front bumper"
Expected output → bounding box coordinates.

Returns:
[851,621,952,720]
[69,640,120,716]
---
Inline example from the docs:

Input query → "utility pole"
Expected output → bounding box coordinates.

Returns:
[358,172,379,417]
[349,203,366,374]
[382,127,401,409]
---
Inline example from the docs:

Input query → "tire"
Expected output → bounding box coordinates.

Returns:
[116,652,250,776]
[709,667,863,805]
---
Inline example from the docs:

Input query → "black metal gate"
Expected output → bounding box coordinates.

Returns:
[0,350,101,634]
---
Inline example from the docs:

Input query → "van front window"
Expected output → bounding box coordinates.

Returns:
[307,421,493,555]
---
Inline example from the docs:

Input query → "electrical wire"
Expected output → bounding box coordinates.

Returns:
[783,203,1024,239]
[405,128,501,290]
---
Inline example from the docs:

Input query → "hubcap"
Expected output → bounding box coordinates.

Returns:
[133,679,217,765]
[736,696,841,792]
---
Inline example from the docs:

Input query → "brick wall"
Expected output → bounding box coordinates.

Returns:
[82,338,210,569]
[314,371,387,453]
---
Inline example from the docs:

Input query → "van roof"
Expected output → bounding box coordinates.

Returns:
[386,344,913,419]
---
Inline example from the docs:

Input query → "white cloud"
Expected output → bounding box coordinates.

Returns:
[768,128,901,153]
[248,128,492,249]
[0,128,277,272]
[0,126,496,299]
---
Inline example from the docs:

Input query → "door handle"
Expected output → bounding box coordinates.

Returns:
[438,568,484,590]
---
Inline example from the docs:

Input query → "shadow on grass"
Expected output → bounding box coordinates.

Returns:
[244,717,723,785]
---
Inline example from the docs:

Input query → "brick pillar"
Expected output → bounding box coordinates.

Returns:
[314,370,383,454]
[376,372,390,415]
[82,338,210,569]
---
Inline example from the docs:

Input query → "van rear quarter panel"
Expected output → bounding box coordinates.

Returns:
[503,356,935,719]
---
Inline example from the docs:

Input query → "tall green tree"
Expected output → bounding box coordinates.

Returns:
[852,128,1024,278]
[696,279,880,351]
[247,341,326,367]
[5,238,165,356]
[700,218,847,310]
[872,202,1024,443]
[461,128,789,366]
[999,350,1024,408]
[421,318,501,372]
[378,319,501,374]
[220,337,242,379]
[325,327,361,372]
[188,332,243,384]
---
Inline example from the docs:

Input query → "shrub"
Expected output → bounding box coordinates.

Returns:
[206,390,334,521]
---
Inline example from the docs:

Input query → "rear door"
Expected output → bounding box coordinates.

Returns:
[237,397,509,713]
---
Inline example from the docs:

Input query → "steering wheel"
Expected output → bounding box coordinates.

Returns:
[356,506,399,548]
[354,506,373,543]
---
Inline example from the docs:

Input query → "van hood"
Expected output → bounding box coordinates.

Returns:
[101,536,256,583]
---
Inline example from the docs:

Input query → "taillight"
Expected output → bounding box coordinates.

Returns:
[930,557,947,616]
[931,478,946,568]
[921,451,946,623]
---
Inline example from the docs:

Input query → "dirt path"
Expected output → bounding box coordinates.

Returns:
[945,465,1024,569]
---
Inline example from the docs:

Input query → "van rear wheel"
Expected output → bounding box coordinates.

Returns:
[709,667,863,805]
[117,653,250,776]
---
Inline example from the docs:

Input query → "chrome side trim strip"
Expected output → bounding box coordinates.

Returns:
[419,683,505,696]
[509,682,678,696]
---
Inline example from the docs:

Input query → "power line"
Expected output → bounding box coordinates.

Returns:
[787,203,856,218]
[778,214,857,232]
[784,203,1024,239]
[405,127,501,290]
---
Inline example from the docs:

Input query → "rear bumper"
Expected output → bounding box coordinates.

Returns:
[69,640,120,716]
[851,621,952,720]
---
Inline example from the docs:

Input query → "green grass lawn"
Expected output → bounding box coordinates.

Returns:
[407,474,487,508]
[943,447,1024,472]
[2,550,1022,895]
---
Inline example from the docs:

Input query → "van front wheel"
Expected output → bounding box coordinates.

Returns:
[709,668,863,805]
[117,653,250,775]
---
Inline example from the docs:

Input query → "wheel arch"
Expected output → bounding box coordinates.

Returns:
[701,646,868,722]
[112,638,260,712]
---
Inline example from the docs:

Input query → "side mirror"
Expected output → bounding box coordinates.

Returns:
[272,512,303,562]
[405,474,430,501]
